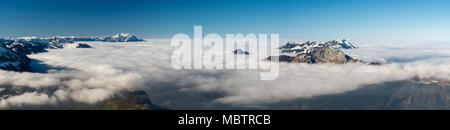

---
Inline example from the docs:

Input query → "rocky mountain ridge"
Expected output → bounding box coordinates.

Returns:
[0,33,143,72]
[279,39,355,55]
[268,46,360,64]
[0,43,31,71]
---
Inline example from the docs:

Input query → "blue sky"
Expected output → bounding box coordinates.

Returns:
[0,0,449,41]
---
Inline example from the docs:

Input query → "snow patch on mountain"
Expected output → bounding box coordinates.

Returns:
[280,39,356,56]
[0,44,30,71]
[103,33,143,42]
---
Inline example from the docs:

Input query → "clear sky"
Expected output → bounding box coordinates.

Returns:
[0,0,449,41]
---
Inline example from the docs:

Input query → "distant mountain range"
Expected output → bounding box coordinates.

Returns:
[103,33,143,42]
[268,46,360,64]
[13,33,143,43]
[267,39,365,64]
[0,41,30,72]
[0,33,143,72]
[0,34,162,110]
[233,49,250,55]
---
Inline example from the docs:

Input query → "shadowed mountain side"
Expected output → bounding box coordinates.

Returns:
[267,46,360,64]
[268,80,449,110]
[29,59,76,73]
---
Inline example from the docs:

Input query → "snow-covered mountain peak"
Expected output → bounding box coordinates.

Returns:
[104,33,143,42]
[15,36,40,41]
[279,39,356,55]
[112,33,131,38]
[0,44,30,71]
[325,39,356,49]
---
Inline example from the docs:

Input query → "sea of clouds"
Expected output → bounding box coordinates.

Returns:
[0,39,449,109]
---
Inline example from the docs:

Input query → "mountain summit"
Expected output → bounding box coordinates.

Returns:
[0,34,144,71]
[268,46,359,64]
[103,33,144,42]
[279,39,356,55]
[267,39,359,64]
[0,40,30,71]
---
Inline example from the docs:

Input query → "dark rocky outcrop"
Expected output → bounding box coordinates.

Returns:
[0,44,31,72]
[233,49,250,55]
[266,55,294,62]
[101,90,155,110]
[4,39,49,54]
[292,46,358,64]
[279,39,355,54]
[87,89,168,110]
[75,43,92,48]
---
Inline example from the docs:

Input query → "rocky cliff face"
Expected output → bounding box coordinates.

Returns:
[0,43,31,72]
[66,43,92,48]
[0,38,50,72]
[292,46,358,64]
[279,39,356,55]
[3,39,49,55]
[268,46,359,64]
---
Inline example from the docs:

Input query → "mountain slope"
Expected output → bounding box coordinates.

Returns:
[292,46,359,64]
[268,46,359,64]
[0,43,31,71]
[269,79,450,110]
[279,39,356,55]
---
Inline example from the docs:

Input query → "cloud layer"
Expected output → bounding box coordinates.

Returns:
[0,39,449,109]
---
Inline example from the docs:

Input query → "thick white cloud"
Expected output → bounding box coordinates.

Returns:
[211,62,450,105]
[0,62,144,108]
[0,39,449,108]
[0,92,57,108]
[69,88,114,104]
